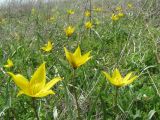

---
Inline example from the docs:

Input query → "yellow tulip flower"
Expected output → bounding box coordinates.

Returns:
[41,41,53,52]
[116,6,122,11]
[64,46,92,69]
[118,12,124,17]
[85,21,93,29]
[4,58,14,68]
[127,3,133,8]
[111,14,119,21]
[94,7,102,12]
[102,68,138,87]
[48,16,55,23]
[64,26,75,37]
[85,10,91,17]
[8,63,62,97]
[31,8,36,15]
[94,19,100,25]
[67,9,75,15]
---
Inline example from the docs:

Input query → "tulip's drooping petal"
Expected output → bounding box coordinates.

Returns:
[76,51,91,67]
[123,72,132,82]
[43,77,62,91]
[8,72,29,91]
[124,76,138,86]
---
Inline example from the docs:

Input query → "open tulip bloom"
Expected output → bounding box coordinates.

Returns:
[64,26,75,37]
[85,21,93,29]
[67,9,74,15]
[102,68,138,87]
[8,63,62,97]
[41,41,53,52]
[64,46,92,69]
[4,58,14,68]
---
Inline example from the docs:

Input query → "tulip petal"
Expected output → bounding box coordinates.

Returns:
[17,90,25,97]
[64,46,91,69]
[43,77,62,91]
[81,51,91,60]
[77,51,91,67]
[30,63,46,88]
[4,59,13,68]
[123,72,132,82]
[102,71,112,81]
[73,46,81,57]
[64,47,76,67]
[4,65,10,68]
[48,41,53,47]
[64,47,72,61]
[112,68,122,79]
[124,76,138,86]
[102,71,121,86]
[8,72,29,91]
[34,90,55,97]
[41,46,47,51]
[109,69,124,86]
[30,83,46,95]
[41,41,53,52]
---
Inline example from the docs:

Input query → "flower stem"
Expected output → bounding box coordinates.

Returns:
[32,98,39,120]
[115,87,119,106]
[68,14,70,23]
[89,0,92,36]
[72,69,81,120]
[74,88,81,120]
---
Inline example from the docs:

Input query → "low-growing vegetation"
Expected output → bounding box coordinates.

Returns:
[0,0,160,119]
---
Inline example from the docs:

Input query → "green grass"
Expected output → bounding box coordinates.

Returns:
[0,0,160,119]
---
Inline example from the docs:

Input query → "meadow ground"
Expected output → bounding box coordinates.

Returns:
[0,0,160,119]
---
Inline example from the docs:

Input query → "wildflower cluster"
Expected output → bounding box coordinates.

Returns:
[0,1,145,119]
